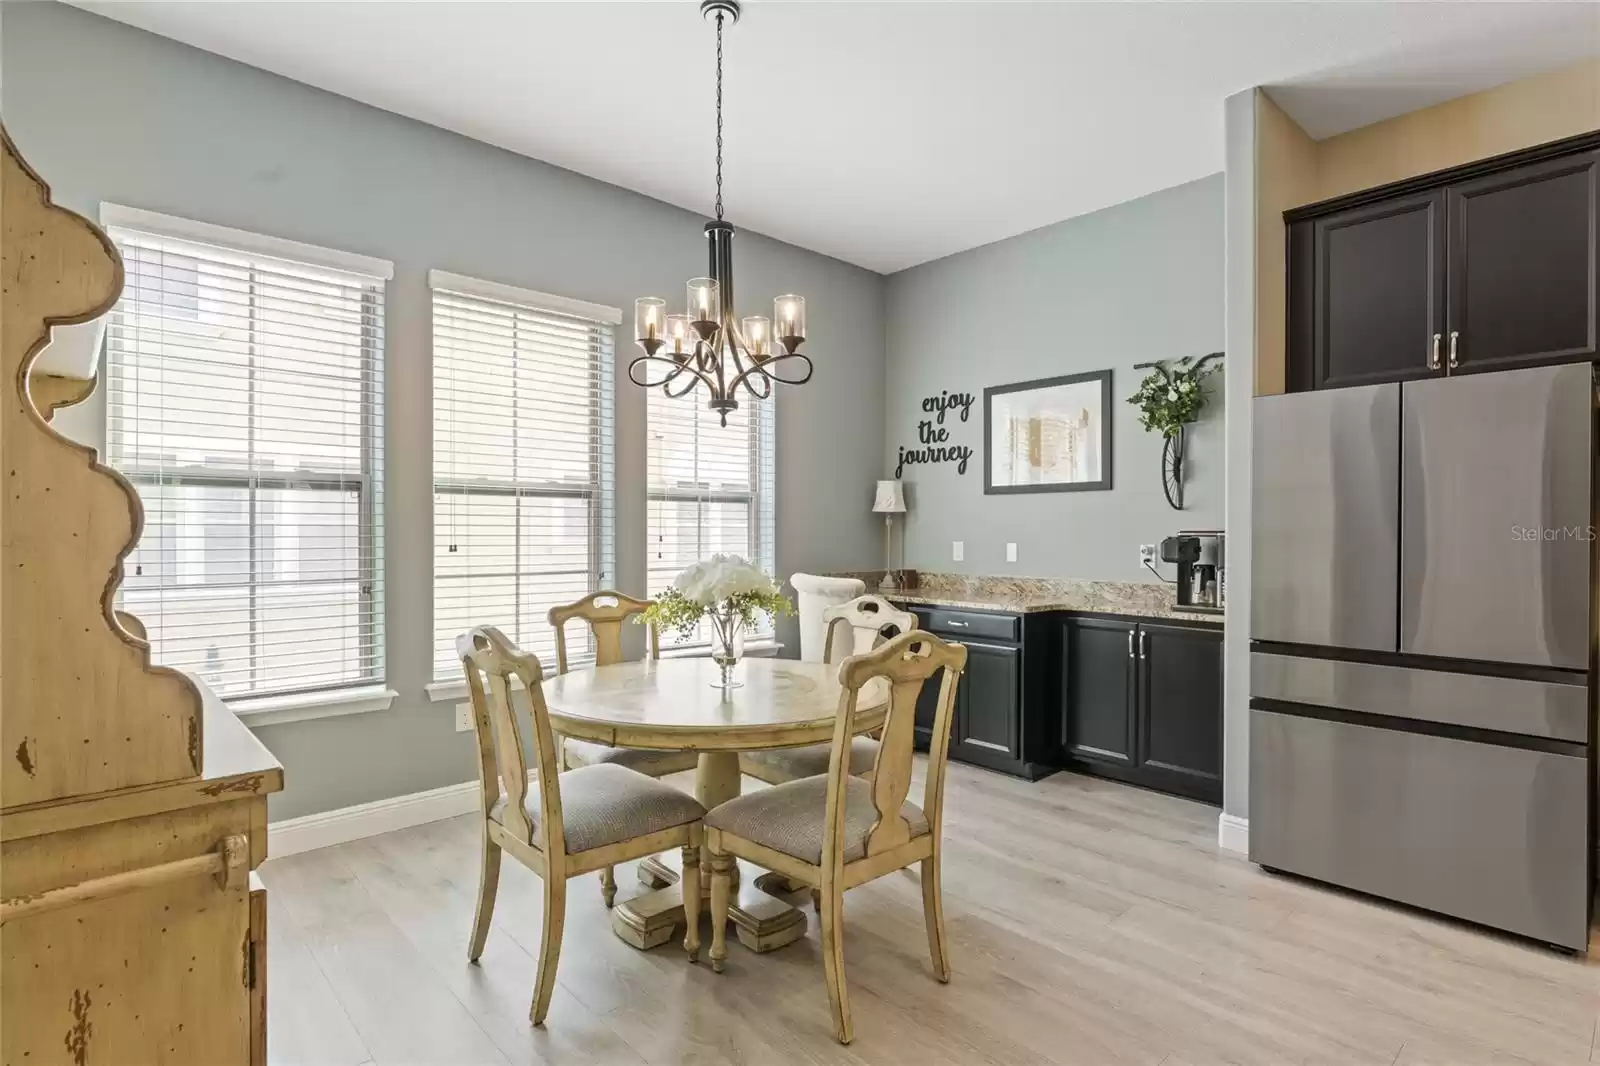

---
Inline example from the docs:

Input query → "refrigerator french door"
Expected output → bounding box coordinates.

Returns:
[1250,362,1594,951]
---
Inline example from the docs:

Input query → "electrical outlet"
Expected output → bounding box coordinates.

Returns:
[1006,542,1018,563]
[455,702,474,733]
[952,540,964,562]
[1139,543,1157,567]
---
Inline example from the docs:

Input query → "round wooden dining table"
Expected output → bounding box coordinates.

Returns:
[543,656,887,955]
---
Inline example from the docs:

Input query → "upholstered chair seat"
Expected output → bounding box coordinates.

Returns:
[562,738,698,777]
[737,736,878,785]
[706,773,928,865]
[489,763,705,854]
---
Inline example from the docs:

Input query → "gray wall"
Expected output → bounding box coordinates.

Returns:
[2,1,886,820]
[883,175,1225,581]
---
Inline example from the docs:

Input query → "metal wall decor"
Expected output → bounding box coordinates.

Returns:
[1129,351,1222,510]
[629,0,813,426]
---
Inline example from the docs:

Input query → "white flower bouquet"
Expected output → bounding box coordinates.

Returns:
[640,555,793,688]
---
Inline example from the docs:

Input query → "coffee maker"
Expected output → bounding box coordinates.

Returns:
[1159,530,1225,614]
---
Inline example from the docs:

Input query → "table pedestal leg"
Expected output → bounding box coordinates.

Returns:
[611,751,807,954]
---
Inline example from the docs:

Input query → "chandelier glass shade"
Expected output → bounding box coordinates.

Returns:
[629,0,812,426]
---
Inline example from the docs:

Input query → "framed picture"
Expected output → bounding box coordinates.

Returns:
[983,370,1113,494]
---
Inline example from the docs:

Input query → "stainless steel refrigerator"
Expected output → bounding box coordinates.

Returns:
[1250,362,1595,951]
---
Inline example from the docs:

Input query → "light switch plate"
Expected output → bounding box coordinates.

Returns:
[1006,542,1018,563]
[455,703,474,733]
[952,540,964,562]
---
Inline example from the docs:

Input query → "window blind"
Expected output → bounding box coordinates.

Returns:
[646,388,776,647]
[103,212,388,702]
[431,272,617,679]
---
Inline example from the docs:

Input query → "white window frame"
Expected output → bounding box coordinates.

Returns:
[428,270,619,686]
[100,204,395,724]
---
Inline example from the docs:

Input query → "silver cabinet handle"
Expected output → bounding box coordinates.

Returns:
[1127,630,1135,659]
[1140,631,1148,658]
[1448,330,1460,369]
[1429,333,1441,370]
[946,620,968,628]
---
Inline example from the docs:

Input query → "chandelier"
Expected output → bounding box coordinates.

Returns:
[630,0,812,427]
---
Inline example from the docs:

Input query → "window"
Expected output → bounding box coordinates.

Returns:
[646,388,775,647]
[103,206,389,702]
[431,271,617,679]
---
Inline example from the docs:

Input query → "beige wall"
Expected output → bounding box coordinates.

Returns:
[1253,59,1600,395]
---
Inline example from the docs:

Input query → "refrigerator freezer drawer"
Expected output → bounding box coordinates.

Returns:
[1250,709,1589,950]
[1253,384,1400,651]
[1252,652,1589,742]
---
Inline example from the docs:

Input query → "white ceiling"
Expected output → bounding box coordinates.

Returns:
[71,1,1600,274]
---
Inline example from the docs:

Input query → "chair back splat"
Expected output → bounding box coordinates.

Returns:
[549,591,658,673]
[457,626,564,853]
[820,594,918,664]
[827,630,966,869]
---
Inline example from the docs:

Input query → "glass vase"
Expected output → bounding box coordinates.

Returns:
[707,606,745,691]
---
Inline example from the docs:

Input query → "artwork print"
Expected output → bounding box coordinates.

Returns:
[983,370,1113,494]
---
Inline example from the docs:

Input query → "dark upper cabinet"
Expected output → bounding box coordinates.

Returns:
[951,641,1022,763]
[1287,136,1600,391]
[1309,191,1446,389]
[1446,151,1599,374]
[1136,624,1223,799]
[1061,617,1136,767]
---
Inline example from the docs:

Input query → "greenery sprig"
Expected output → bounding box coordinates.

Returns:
[1127,356,1217,439]
[638,586,794,640]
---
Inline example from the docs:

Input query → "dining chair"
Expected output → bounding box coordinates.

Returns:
[458,625,706,1026]
[738,595,918,786]
[790,572,866,662]
[550,591,698,906]
[704,628,968,1044]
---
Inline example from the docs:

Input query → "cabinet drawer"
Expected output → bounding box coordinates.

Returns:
[921,608,1019,642]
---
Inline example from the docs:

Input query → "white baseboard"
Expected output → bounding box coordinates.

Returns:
[268,780,479,859]
[1217,812,1249,854]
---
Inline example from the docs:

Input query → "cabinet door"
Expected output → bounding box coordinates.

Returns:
[1137,624,1223,800]
[952,642,1021,761]
[1313,190,1446,389]
[1062,618,1135,767]
[1447,152,1599,373]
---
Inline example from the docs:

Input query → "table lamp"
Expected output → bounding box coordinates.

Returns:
[872,479,907,592]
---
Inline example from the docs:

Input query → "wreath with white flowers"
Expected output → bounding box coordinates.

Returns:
[1127,356,1217,439]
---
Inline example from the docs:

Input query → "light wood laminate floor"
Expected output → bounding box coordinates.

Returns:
[260,763,1600,1066]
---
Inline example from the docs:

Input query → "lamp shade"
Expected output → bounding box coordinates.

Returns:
[872,480,906,514]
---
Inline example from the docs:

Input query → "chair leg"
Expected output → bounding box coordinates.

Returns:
[818,884,853,1044]
[921,852,951,983]
[708,848,733,974]
[467,827,501,963]
[530,875,567,1026]
[681,834,702,963]
[600,866,617,908]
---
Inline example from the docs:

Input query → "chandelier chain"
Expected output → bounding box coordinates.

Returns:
[714,12,724,222]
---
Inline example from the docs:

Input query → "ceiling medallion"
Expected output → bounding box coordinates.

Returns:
[630,0,813,427]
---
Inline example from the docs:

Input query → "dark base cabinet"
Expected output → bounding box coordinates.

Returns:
[907,608,1056,781]
[900,602,1222,800]
[1060,616,1223,805]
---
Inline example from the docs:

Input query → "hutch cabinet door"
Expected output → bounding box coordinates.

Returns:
[1446,151,1599,374]
[951,641,1022,762]
[1136,623,1224,803]
[1312,190,1447,389]
[1061,617,1136,767]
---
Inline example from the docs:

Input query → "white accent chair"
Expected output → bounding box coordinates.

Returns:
[740,595,918,785]
[789,573,866,664]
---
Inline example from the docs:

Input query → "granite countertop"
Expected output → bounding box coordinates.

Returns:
[831,572,1224,625]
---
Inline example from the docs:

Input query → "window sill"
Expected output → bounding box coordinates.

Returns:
[231,684,397,727]
[425,640,785,702]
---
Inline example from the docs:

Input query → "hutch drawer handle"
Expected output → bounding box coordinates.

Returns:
[1448,330,1460,369]
[945,620,968,628]
[1429,333,1441,370]
[0,835,248,925]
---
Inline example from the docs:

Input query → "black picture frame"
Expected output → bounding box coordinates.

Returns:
[983,370,1114,495]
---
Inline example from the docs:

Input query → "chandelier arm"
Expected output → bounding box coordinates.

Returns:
[628,353,720,395]
[663,360,703,399]
[727,351,814,393]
